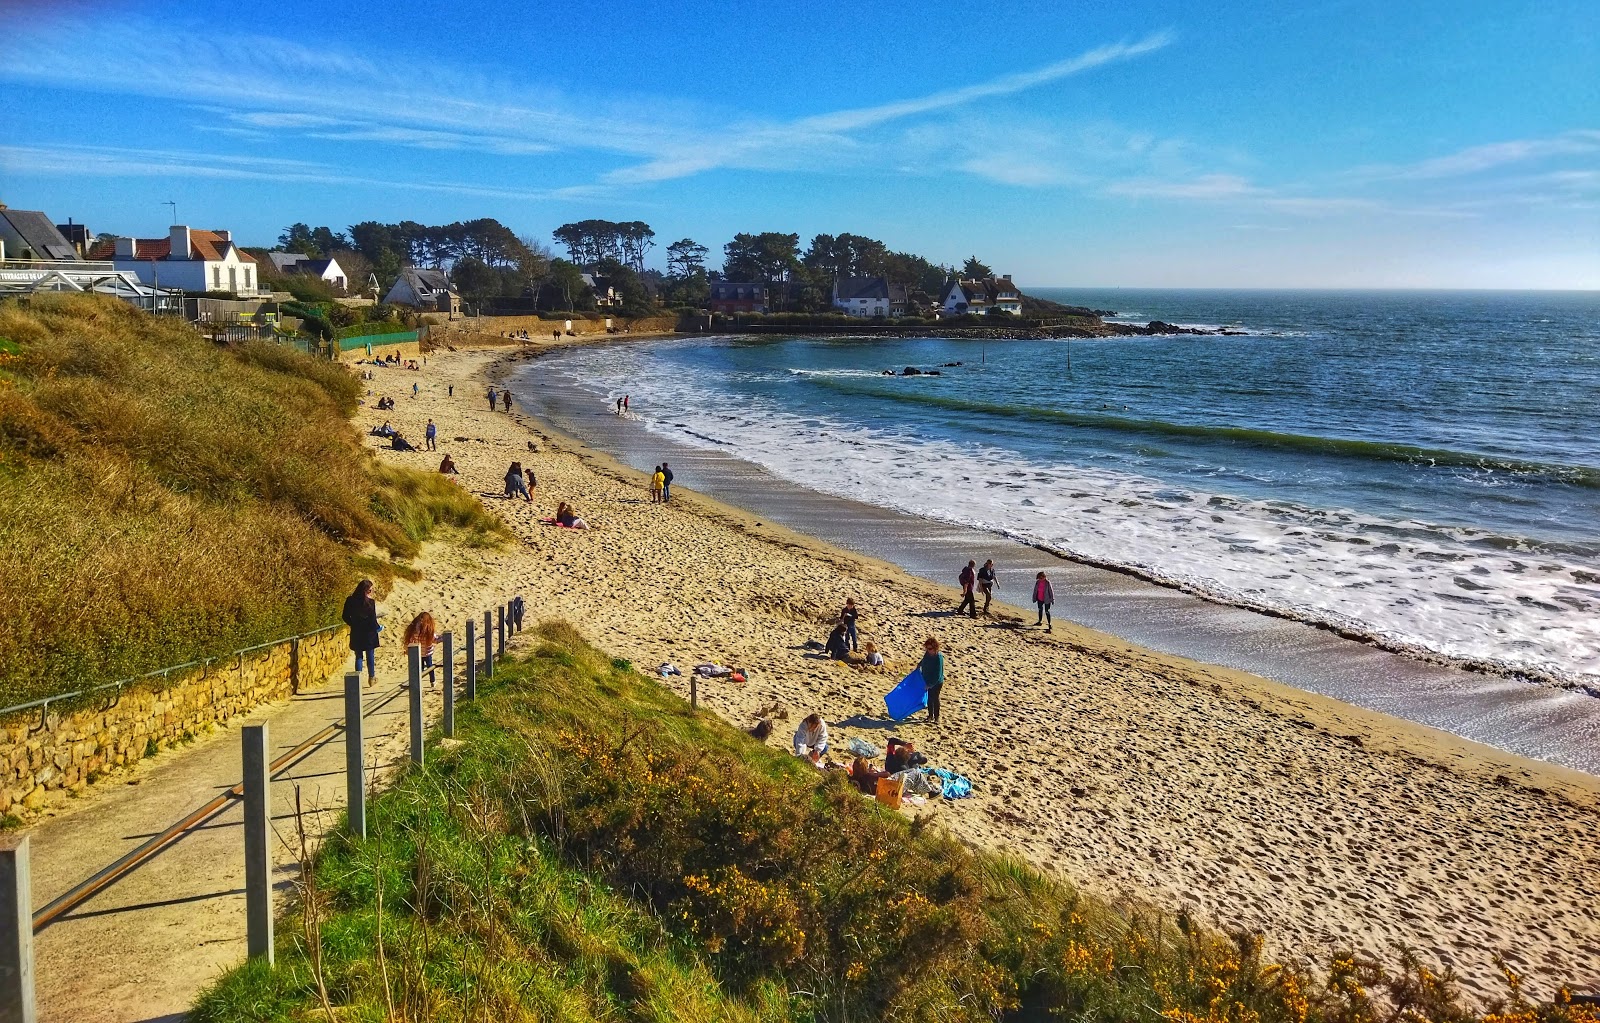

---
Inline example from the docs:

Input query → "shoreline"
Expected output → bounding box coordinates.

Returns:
[383,340,1600,1000]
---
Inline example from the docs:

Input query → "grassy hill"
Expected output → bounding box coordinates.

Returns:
[195,622,1595,1023]
[0,295,506,708]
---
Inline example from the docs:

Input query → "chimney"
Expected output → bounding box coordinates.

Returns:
[214,229,231,242]
[169,225,191,259]
[114,236,137,258]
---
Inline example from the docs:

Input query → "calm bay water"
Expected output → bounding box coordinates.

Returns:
[538,289,1600,691]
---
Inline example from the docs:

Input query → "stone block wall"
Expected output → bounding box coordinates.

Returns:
[0,627,348,814]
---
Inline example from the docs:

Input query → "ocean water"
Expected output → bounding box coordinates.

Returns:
[537,290,1600,691]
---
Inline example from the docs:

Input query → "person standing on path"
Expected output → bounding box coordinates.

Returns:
[977,559,997,615]
[920,637,946,725]
[486,386,497,411]
[412,381,419,398]
[956,560,978,618]
[840,598,860,652]
[425,419,437,451]
[661,462,674,502]
[342,579,380,686]
[1033,571,1055,632]
[650,465,666,503]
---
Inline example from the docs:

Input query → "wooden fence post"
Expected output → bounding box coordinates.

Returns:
[442,631,455,737]
[0,836,35,1023]
[465,618,477,700]
[344,673,364,839]
[242,724,273,964]
[407,645,424,766]
[483,611,494,679]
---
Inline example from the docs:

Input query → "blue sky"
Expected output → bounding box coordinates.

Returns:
[1,0,1596,288]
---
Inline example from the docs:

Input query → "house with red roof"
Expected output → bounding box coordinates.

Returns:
[88,226,262,295]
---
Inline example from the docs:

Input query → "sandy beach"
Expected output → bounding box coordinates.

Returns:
[360,338,1600,1003]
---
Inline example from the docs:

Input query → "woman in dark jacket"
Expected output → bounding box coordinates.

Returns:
[825,622,851,660]
[342,580,380,685]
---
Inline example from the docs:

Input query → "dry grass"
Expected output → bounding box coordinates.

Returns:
[0,295,507,706]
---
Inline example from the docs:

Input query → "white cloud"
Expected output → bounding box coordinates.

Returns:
[1356,130,1600,180]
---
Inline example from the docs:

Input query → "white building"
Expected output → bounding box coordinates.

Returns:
[939,275,1022,317]
[267,251,349,292]
[89,226,262,295]
[832,276,908,318]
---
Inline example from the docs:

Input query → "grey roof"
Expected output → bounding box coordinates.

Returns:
[301,258,342,277]
[268,251,307,272]
[402,267,455,295]
[835,275,890,301]
[1,210,78,260]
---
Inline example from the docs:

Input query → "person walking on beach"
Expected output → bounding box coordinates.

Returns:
[1033,571,1055,632]
[661,462,674,502]
[448,383,454,397]
[342,580,380,686]
[650,465,666,504]
[505,461,533,502]
[412,381,419,398]
[956,560,978,618]
[977,559,997,615]
[840,598,860,652]
[920,637,946,725]
[486,386,497,411]
[425,418,437,451]
[502,389,513,413]
[616,396,624,415]
[623,394,630,412]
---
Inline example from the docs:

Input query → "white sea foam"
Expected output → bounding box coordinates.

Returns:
[547,347,1600,689]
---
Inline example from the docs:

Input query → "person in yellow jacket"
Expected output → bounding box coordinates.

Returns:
[650,465,666,504]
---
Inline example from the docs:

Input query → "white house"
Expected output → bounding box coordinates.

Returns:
[580,273,619,308]
[385,267,460,315]
[88,226,262,295]
[266,251,349,292]
[939,275,1022,316]
[832,276,907,318]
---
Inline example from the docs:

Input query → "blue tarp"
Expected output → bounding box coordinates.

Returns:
[884,668,927,720]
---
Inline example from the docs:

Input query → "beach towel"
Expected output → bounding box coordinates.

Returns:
[884,668,927,721]
[928,768,973,800]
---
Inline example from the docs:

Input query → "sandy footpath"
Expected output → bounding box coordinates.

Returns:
[362,342,1600,1003]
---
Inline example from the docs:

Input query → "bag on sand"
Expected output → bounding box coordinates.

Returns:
[875,775,904,810]
[883,668,927,721]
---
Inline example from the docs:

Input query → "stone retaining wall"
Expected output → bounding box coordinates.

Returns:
[0,628,348,813]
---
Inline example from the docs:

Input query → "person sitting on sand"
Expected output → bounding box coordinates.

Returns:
[439,454,459,475]
[402,611,437,680]
[863,641,884,666]
[850,756,887,795]
[920,637,946,725]
[825,623,851,661]
[371,420,395,437]
[793,713,829,764]
[555,501,590,529]
[390,432,418,452]
[1033,571,1055,632]
[885,737,915,774]
[504,461,533,502]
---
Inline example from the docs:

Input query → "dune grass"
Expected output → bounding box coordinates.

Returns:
[193,622,1597,1023]
[0,295,508,707]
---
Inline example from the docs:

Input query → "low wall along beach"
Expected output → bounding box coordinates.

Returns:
[0,627,347,814]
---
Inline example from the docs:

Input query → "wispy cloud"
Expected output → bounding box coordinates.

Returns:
[1354,130,1600,181]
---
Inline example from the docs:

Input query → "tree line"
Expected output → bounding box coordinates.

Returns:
[268,217,999,316]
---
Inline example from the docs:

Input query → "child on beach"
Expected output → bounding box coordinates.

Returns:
[1033,571,1055,632]
[650,465,666,503]
[919,637,946,725]
[402,611,437,683]
[840,598,859,651]
[793,713,830,764]
[342,580,380,686]
[863,641,884,666]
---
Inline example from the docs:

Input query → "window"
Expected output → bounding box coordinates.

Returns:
[244,267,253,290]
[213,266,222,288]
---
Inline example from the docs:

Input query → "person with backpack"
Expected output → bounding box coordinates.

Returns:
[956,560,978,618]
[342,579,380,686]
[1033,571,1055,632]
[976,559,997,615]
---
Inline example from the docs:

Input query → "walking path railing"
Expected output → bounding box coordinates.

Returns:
[0,596,526,1021]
